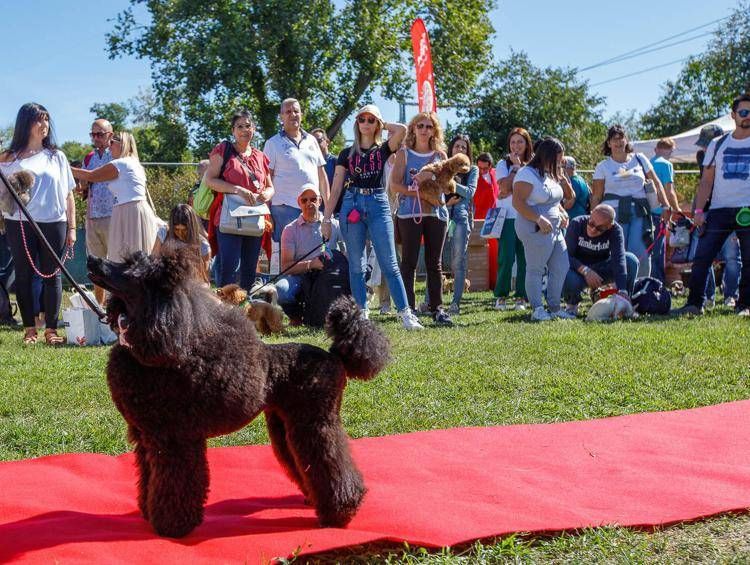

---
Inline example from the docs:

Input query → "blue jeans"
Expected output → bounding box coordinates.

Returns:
[688,208,750,309]
[720,234,742,299]
[651,214,666,283]
[270,204,300,243]
[620,213,650,278]
[563,252,639,305]
[450,218,470,305]
[339,190,409,311]
[275,274,303,305]
[216,230,262,291]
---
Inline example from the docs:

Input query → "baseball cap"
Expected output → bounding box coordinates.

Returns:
[355,104,384,124]
[297,182,320,199]
[695,124,724,148]
[562,156,576,169]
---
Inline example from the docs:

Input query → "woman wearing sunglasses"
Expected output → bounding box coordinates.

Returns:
[390,111,453,326]
[322,104,423,330]
[72,132,161,265]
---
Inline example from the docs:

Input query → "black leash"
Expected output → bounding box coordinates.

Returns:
[248,238,330,298]
[0,167,107,321]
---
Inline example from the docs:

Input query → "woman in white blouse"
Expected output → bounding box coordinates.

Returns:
[72,132,160,262]
[0,103,76,345]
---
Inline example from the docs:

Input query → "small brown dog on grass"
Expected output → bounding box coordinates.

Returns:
[415,153,471,207]
[442,274,470,294]
[216,283,284,335]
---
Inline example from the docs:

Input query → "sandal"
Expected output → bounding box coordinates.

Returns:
[23,328,38,345]
[44,329,66,346]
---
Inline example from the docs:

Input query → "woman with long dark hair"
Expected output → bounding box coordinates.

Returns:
[445,134,478,314]
[513,137,575,321]
[493,127,533,311]
[205,109,275,290]
[591,125,669,277]
[0,103,76,345]
[322,104,423,330]
[153,203,211,283]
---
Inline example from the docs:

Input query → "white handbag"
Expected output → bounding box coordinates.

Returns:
[218,196,269,237]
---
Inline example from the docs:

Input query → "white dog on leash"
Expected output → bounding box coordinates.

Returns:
[585,293,636,322]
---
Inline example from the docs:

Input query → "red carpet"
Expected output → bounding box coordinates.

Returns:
[2,400,750,563]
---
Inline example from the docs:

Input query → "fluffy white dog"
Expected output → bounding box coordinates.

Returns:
[585,293,636,322]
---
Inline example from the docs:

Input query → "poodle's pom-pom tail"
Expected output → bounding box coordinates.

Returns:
[325,295,390,380]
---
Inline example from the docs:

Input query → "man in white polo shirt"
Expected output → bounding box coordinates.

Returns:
[263,98,330,243]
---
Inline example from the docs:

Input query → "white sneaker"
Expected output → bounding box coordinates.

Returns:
[530,306,552,321]
[399,308,425,330]
[494,298,508,311]
[724,297,736,308]
[551,309,576,320]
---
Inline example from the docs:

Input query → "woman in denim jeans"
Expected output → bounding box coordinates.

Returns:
[446,134,478,314]
[322,104,423,330]
[591,125,669,277]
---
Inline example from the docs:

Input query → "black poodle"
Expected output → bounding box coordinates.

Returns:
[87,249,391,538]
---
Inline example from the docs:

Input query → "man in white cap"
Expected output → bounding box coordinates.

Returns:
[263,98,330,244]
[276,182,342,316]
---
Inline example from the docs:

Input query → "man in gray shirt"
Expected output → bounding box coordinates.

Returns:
[275,183,342,313]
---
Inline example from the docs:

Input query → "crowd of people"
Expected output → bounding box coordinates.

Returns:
[1,92,749,342]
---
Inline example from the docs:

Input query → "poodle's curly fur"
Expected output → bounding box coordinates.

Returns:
[87,249,391,538]
[416,153,471,207]
[0,170,34,233]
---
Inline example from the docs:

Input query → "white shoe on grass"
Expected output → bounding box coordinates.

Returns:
[399,308,424,330]
[530,307,552,321]
[551,309,576,320]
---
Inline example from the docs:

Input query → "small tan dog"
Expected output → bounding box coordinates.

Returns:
[216,283,285,335]
[442,274,470,294]
[415,153,471,207]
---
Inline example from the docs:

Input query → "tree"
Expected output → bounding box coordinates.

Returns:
[458,52,605,166]
[106,0,496,152]
[89,102,129,131]
[0,125,13,152]
[640,0,750,137]
[60,141,90,163]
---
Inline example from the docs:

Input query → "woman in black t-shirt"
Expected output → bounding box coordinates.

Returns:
[322,104,423,330]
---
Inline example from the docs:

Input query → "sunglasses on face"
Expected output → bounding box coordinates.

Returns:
[587,219,609,234]
[299,196,318,204]
[357,116,377,124]
[738,109,750,118]
[416,123,434,130]
[90,131,111,138]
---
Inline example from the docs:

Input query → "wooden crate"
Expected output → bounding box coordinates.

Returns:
[467,220,489,291]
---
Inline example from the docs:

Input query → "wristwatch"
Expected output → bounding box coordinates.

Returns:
[322,218,332,224]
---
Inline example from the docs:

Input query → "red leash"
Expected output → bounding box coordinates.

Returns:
[18,220,73,278]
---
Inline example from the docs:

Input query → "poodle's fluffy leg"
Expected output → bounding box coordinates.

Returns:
[264,410,309,499]
[129,426,151,520]
[286,413,366,528]
[144,439,209,538]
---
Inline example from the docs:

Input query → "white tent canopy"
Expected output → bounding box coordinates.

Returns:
[632,114,735,164]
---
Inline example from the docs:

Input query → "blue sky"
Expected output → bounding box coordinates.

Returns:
[0,0,740,145]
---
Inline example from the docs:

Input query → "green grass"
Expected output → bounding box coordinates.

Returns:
[1,290,749,562]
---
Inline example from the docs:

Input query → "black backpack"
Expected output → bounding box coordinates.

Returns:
[631,277,671,315]
[0,281,18,326]
[301,250,351,328]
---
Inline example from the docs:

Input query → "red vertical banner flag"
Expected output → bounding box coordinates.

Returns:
[410,18,438,113]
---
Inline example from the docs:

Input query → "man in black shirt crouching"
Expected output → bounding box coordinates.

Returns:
[563,204,640,315]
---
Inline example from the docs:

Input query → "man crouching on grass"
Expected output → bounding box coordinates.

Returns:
[562,204,639,315]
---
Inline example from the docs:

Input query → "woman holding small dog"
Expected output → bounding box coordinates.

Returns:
[446,134,478,314]
[322,104,423,330]
[390,111,453,326]
[513,137,575,321]
[0,103,76,345]
[71,132,161,263]
[205,109,275,290]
